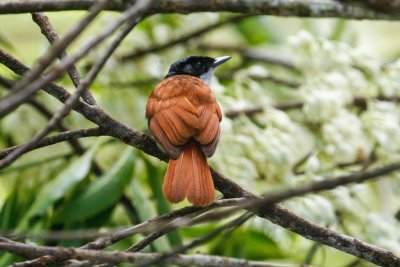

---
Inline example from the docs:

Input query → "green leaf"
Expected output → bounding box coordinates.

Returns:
[53,148,135,223]
[329,19,348,41]
[0,33,13,50]
[130,160,170,252]
[0,253,15,267]
[143,156,182,247]
[210,228,284,260]
[17,143,100,230]
[0,178,19,230]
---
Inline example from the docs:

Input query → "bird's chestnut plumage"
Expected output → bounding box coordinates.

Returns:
[146,56,230,206]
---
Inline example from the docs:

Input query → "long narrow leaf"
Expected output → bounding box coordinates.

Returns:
[17,142,101,229]
[53,148,135,223]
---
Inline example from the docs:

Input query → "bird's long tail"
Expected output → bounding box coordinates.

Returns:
[162,140,215,206]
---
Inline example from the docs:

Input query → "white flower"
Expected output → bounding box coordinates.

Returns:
[322,110,371,163]
[362,101,400,153]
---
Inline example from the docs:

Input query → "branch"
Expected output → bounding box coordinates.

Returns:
[225,102,303,118]
[0,4,146,169]
[0,128,104,160]
[121,15,251,61]
[225,95,400,119]
[19,198,243,266]
[0,238,303,267]
[0,75,86,154]
[134,213,253,267]
[0,0,398,20]
[1,228,126,242]
[0,0,108,116]
[31,12,96,105]
[2,50,400,267]
[338,0,400,14]
[0,0,152,117]
[128,210,250,253]
[218,72,302,89]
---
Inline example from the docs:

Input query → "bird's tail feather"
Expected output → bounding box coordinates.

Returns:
[163,141,214,206]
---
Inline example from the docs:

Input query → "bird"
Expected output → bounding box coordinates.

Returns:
[145,55,231,206]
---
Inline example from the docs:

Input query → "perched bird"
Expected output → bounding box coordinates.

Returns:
[146,55,231,206]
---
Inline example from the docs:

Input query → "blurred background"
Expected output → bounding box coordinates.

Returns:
[1,11,400,266]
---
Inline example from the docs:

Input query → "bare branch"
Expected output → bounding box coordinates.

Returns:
[338,0,400,14]
[0,238,305,267]
[0,1,123,14]
[0,0,399,21]
[0,5,146,169]
[20,198,244,266]
[1,228,126,242]
[0,0,152,117]
[133,212,253,267]
[31,12,96,105]
[0,128,104,160]
[0,75,86,154]
[225,102,303,118]
[218,72,302,89]
[0,0,108,116]
[225,95,400,119]
[121,15,252,61]
[128,209,250,253]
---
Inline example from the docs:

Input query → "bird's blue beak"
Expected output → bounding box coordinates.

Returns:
[213,56,231,68]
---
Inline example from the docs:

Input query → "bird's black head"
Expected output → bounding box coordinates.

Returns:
[165,55,231,85]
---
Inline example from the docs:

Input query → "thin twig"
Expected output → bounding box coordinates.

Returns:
[134,212,253,267]
[0,9,144,169]
[0,128,104,160]
[31,12,96,105]
[0,0,152,117]
[1,228,127,242]
[121,15,251,61]
[218,72,302,89]
[225,102,303,118]
[17,198,244,267]
[0,0,108,116]
[0,75,86,154]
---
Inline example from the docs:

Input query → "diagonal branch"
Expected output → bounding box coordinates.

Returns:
[121,15,252,61]
[31,12,96,105]
[0,0,108,116]
[134,212,253,267]
[17,198,244,266]
[0,75,86,154]
[0,5,146,169]
[0,0,152,117]
[224,94,400,119]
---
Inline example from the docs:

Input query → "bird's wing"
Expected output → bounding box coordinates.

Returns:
[146,75,221,159]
